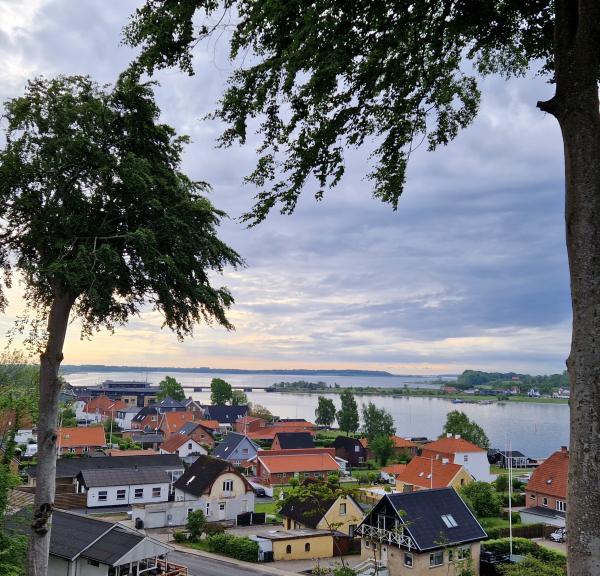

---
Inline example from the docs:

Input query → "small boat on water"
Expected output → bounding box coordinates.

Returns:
[452,398,465,404]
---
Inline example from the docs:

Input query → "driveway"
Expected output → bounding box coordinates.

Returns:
[169,551,277,576]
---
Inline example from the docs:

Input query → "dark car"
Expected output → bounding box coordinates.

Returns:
[255,487,267,497]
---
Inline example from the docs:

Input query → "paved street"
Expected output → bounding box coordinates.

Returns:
[169,551,283,576]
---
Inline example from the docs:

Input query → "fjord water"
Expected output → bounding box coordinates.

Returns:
[66,371,568,458]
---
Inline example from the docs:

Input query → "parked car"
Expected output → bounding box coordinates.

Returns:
[549,527,566,543]
[255,487,267,497]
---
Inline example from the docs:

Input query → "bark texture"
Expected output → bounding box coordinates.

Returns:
[27,291,74,576]
[538,1,600,574]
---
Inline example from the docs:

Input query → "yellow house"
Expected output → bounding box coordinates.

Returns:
[393,456,473,492]
[281,494,364,536]
[259,529,334,560]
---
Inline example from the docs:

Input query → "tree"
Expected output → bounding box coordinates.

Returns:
[315,396,336,427]
[0,75,241,576]
[442,411,490,449]
[369,435,395,467]
[336,390,359,436]
[230,389,248,406]
[495,474,510,493]
[157,376,185,401]
[499,556,565,576]
[126,2,600,570]
[186,509,206,541]
[248,403,274,422]
[460,481,502,518]
[210,378,233,405]
[59,406,77,428]
[361,402,395,443]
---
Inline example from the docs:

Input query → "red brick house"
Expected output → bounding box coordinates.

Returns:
[521,447,568,527]
[57,426,106,456]
[234,416,267,433]
[254,448,341,485]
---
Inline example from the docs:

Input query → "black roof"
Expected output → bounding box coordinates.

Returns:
[497,450,527,458]
[132,433,164,444]
[83,525,144,564]
[158,397,186,410]
[280,496,336,528]
[212,432,256,459]
[201,404,248,423]
[132,406,157,422]
[274,432,315,449]
[177,421,214,437]
[27,454,182,478]
[376,488,487,551]
[173,455,229,496]
[80,467,171,488]
[521,506,566,519]
[331,436,363,449]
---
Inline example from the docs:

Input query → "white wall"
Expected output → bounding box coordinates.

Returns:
[453,452,492,482]
[48,555,71,576]
[160,439,207,458]
[85,482,170,507]
[74,558,109,576]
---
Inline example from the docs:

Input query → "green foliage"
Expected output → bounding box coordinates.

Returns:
[230,389,248,406]
[442,411,490,449]
[210,378,232,406]
[369,435,395,467]
[248,403,274,422]
[332,567,357,576]
[0,74,241,342]
[460,481,502,517]
[186,509,206,540]
[336,390,359,435]
[456,370,569,395]
[315,396,336,427]
[361,402,395,443]
[103,419,119,434]
[0,533,27,576]
[202,522,226,536]
[117,436,141,451]
[172,531,188,543]
[484,538,566,571]
[60,406,77,428]
[207,533,259,562]
[499,556,565,576]
[157,376,186,401]
[495,474,509,492]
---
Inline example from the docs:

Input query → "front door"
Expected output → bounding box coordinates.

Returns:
[218,502,226,520]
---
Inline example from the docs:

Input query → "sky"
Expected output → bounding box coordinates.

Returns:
[0,1,571,375]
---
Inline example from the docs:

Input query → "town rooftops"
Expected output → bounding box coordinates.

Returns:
[422,435,486,454]
[257,528,333,541]
[213,432,257,459]
[201,404,249,423]
[158,397,186,410]
[526,447,569,499]
[26,454,183,478]
[58,426,106,448]
[160,434,200,453]
[359,435,417,450]
[177,421,215,437]
[174,455,230,497]
[160,411,194,432]
[258,451,341,474]
[104,449,159,457]
[131,432,165,445]
[395,456,466,489]
[80,467,171,488]
[380,464,408,477]
[132,406,157,422]
[273,432,315,449]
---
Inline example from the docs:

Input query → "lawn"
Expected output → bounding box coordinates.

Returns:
[255,501,280,515]
[478,516,520,530]
[491,465,536,476]
[183,540,211,553]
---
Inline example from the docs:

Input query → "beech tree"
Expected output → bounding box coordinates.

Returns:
[0,75,241,576]
[314,395,336,427]
[125,1,600,572]
[156,375,186,401]
[210,377,233,405]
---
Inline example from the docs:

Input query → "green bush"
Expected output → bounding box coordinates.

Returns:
[483,538,566,567]
[172,531,188,543]
[207,534,259,562]
[499,493,526,507]
[203,522,226,536]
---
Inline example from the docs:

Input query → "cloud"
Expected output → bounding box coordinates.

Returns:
[0,1,571,374]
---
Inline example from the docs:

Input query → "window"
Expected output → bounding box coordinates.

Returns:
[205,502,211,516]
[152,487,162,498]
[87,560,100,567]
[219,503,226,512]
[349,525,357,537]
[242,448,249,454]
[305,543,311,552]
[339,503,347,515]
[187,508,193,517]
[286,545,292,554]
[543,497,548,507]
[68,448,75,454]
[83,447,89,453]
[134,488,144,499]
[556,500,567,512]
[188,443,193,450]
[98,491,108,502]
[358,457,365,463]
[430,550,444,567]
[354,446,360,452]
[463,455,469,462]
[223,480,234,492]
[441,514,458,528]
[116,490,126,501]
[404,552,413,567]
[365,541,371,549]
[457,545,471,560]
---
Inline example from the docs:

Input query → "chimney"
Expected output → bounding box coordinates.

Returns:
[455,434,461,439]
[561,446,568,453]
[446,433,452,438]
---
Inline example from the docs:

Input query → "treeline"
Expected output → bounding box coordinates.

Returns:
[457,370,569,394]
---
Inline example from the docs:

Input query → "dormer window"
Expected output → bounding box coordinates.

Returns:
[441,514,458,528]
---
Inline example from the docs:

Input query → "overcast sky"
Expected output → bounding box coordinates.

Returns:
[0,1,571,375]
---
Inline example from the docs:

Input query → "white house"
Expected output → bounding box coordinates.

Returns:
[159,435,207,463]
[421,434,493,482]
[212,432,259,465]
[115,407,142,430]
[133,455,256,528]
[76,467,171,508]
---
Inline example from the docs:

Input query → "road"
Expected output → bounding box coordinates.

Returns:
[169,551,282,576]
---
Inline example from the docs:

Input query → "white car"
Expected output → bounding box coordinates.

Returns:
[549,527,566,543]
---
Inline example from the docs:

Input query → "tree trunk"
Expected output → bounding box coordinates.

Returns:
[27,291,74,576]
[538,1,600,574]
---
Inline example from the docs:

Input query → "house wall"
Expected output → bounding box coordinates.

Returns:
[74,558,110,576]
[58,445,102,456]
[222,437,257,465]
[48,555,72,576]
[317,496,364,536]
[451,452,492,482]
[85,482,170,507]
[271,535,333,560]
[116,412,137,430]
[395,467,473,493]
[334,443,366,467]
[361,541,481,576]
[189,427,215,449]
[525,491,567,512]
[160,440,206,458]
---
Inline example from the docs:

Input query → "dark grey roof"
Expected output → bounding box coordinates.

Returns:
[331,436,364,449]
[382,488,487,551]
[274,432,315,449]
[158,397,186,410]
[83,526,144,564]
[280,496,336,528]
[521,506,566,519]
[132,406,158,422]
[177,421,214,437]
[132,433,165,444]
[80,467,171,488]
[213,432,248,459]
[27,454,182,478]
[201,404,248,423]
[174,455,230,497]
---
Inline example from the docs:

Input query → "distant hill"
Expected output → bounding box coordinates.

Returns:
[59,364,406,377]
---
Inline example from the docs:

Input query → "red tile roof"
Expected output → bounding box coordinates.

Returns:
[160,435,199,453]
[248,426,317,441]
[58,426,106,448]
[527,448,568,500]
[198,419,220,430]
[160,412,194,433]
[259,453,341,474]
[360,436,417,449]
[395,456,465,489]
[422,436,485,455]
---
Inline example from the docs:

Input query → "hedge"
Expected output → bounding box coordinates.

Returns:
[483,537,566,567]
[499,493,526,507]
[207,534,259,562]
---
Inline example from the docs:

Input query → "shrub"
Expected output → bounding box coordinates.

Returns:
[203,522,226,536]
[483,538,566,567]
[332,566,357,576]
[186,510,206,541]
[499,493,526,507]
[207,534,259,562]
[172,531,188,543]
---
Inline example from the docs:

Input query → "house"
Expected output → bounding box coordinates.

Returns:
[393,456,473,492]
[487,449,529,469]
[175,421,216,450]
[380,464,407,484]
[76,467,171,507]
[272,432,315,450]
[78,396,128,424]
[115,406,142,430]
[235,416,267,434]
[357,488,487,575]
[156,397,187,414]
[331,436,368,467]
[57,426,106,456]
[247,425,318,443]
[184,398,204,419]
[252,529,335,561]
[281,492,364,537]
[159,435,207,462]
[5,509,175,576]
[213,432,259,466]
[360,436,418,460]
[521,446,568,527]
[131,406,159,430]
[133,455,255,526]
[255,448,342,485]
[421,434,492,481]
[122,431,165,450]
[158,411,194,438]
[200,405,249,431]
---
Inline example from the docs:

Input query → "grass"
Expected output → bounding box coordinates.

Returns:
[183,540,211,552]
[255,501,280,515]
[491,465,535,476]
[478,517,513,530]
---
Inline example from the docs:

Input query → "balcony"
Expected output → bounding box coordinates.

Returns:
[356,524,413,549]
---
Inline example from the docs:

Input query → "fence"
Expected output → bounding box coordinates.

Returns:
[236,512,266,526]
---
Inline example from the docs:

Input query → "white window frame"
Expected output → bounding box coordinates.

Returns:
[556,500,567,512]
[339,503,347,515]
[152,486,162,498]
[98,491,108,502]
[134,488,144,499]
[116,489,126,501]
[223,480,234,492]
[430,550,444,567]
[404,551,413,567]
[457,545,471,560]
